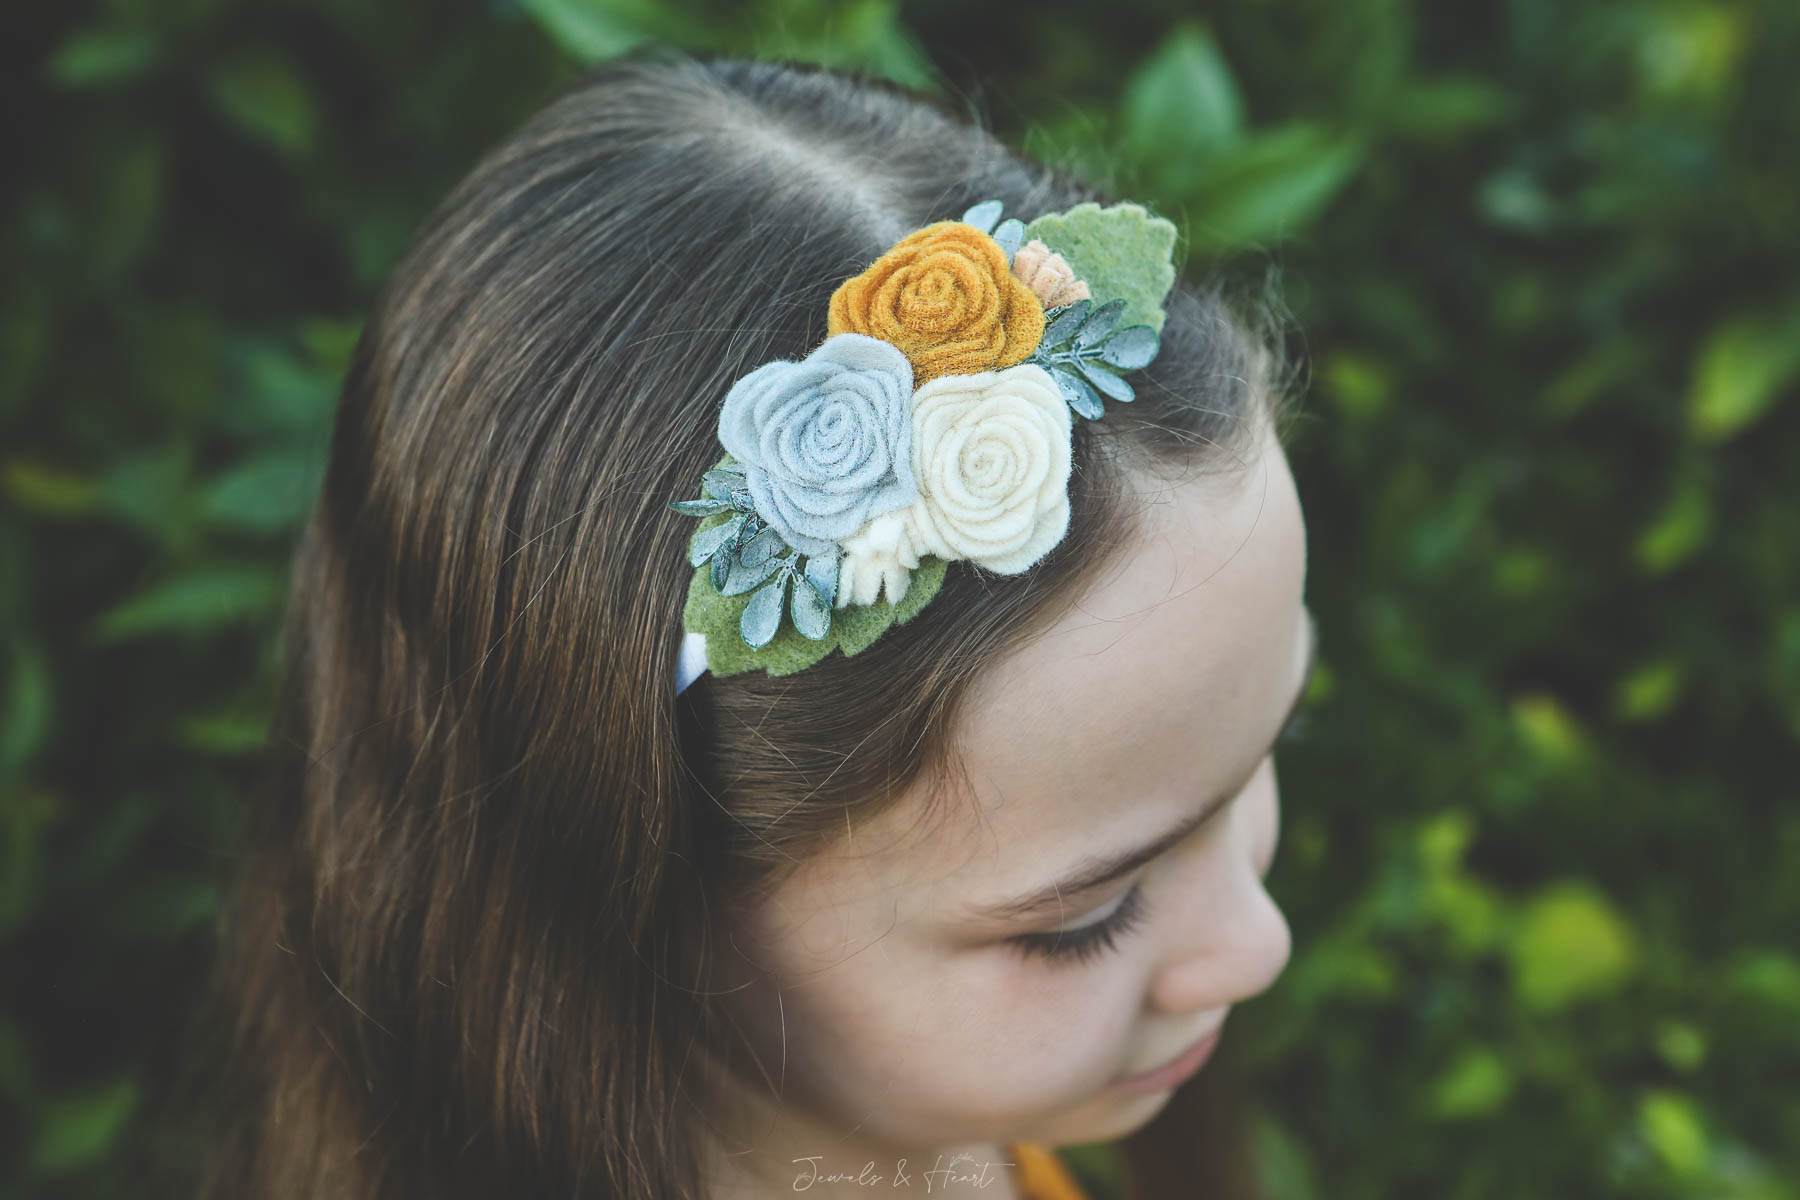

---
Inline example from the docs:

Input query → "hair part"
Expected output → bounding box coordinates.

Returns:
[184,47,1300,1200]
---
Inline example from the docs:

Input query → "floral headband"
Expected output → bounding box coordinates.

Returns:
[670,197,1179,692]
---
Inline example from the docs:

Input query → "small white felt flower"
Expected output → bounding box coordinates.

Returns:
[904,364,1073,574]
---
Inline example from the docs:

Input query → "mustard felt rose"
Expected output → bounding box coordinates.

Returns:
[827,221,1046,385]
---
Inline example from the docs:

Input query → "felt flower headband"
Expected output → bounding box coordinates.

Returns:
[671,198,1179,690]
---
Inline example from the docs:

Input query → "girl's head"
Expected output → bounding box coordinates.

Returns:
[206,50,1305,1199]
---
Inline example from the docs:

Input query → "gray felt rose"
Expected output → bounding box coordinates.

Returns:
[716,333,919,558]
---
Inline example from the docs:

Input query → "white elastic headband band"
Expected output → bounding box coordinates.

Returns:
[676,630,709,696]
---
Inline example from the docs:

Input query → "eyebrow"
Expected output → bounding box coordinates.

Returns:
[965,609,1319,925]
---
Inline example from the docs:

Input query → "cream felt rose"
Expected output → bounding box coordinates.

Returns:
[903,363,1073,573]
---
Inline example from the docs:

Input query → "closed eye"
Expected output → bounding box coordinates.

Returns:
[1004,881,1149,967]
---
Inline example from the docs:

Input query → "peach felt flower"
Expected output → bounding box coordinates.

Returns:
[827,221,1046,384]
[1010,239,1092,308]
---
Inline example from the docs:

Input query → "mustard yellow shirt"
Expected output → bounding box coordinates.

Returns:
[1007,1141,1092,1200]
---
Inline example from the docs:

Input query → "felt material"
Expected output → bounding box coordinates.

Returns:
[897,364,1072,573]
[716,333,917,558]
[1011,239,1092,308]
[827,220,1046,384]
[681,501,949,677]
[835,509,923,609]
[1023,202,1178,334]
[835,362,1072,601]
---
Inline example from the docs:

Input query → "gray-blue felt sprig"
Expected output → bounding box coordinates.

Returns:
[960,199,1162,421]
[1027,299,1160,420]
[669,460,841,648]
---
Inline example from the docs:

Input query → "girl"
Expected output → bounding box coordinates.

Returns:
[193,48,1309,1200]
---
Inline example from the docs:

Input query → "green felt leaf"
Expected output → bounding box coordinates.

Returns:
[1024,203,1179,334]
[682,509,948,678]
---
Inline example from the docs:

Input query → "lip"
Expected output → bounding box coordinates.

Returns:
[1110,1027,1224,1094]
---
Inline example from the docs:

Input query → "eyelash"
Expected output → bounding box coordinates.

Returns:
[1006,702,1313,968]
[1006,882,1150,967]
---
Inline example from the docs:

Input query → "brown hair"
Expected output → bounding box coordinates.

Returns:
[183,48,1300,1200]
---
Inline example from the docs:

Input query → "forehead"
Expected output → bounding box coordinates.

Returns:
[789,423,1309,921]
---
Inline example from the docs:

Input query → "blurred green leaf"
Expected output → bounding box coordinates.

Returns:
[0,1017,30,1102]
[748,0,938,92]
[1251,1107,1320,1200]
[0,788,58,938]
[101,442,195,547]
[1510,692,1590,765]
[1612,659,1684,723]
[0,640,53,777]
[1688,307,1800,443]
[90,566,282,643]
[118,878,222,935]
[206,49,319,158]
[59,793,159,890]
[1639,1089,1710,1178]
[1427,1046,1514,1119]
[1321,351,1393,420]
[1380,75,1516,139]
[80,131,167,280]
[173,709,270,755]
[222,339,341,436]
[1727,951,1800,1009]
[1653,1020,1708,1073]
[0,280,55,422]
[1540,338,1647,421]
[1,460,102,516]
[1509,882,1638,1012]
[29,1076,141,1173]
[521,0,695,60]
[1121,23,1244,171]
[1182,123,1365,249]
[1476,166,1556,233]
[198,450,324,532]
[1635,474,1713,574]
[45,26,162,87]
[1636,3,1747,104]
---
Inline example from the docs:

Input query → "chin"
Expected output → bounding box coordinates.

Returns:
[1025,1084,1176,1147]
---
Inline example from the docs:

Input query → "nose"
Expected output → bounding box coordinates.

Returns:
[1146,844,1293,1017]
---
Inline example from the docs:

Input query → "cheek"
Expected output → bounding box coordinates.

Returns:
[1251,761,1281,879]
[739,937,1146,1140]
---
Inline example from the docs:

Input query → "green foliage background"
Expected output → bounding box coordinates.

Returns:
[4,1,1796,1196]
